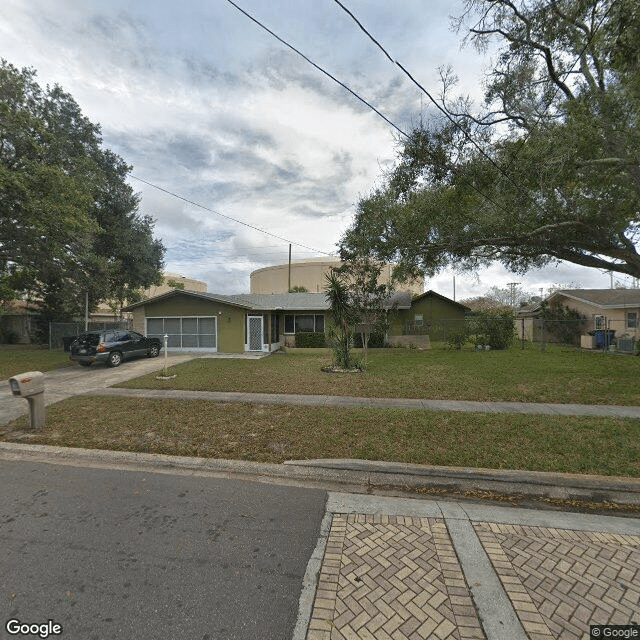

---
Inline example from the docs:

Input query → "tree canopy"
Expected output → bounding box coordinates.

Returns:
[0,60,164,320]
[340,0,640,282]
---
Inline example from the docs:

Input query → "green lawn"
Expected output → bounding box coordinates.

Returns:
[117,345,640,405]
[2,396,638,476]
[0,347,72,379]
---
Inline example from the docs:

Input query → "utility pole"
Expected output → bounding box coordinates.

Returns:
[288,244,291,293]
[506,282,520,308]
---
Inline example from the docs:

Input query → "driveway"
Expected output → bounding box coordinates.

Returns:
[0,354,197,425]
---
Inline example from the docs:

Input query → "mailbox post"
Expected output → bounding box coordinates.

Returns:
[9,371,45,430]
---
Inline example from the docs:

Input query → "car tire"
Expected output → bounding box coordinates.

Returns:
[148,345,160,358]
[107,351,122,368]
[79,362,92,367]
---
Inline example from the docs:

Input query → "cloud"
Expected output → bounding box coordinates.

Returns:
[5,0,615,298]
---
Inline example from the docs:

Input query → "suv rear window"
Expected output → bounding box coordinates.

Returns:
[75,333,101,346]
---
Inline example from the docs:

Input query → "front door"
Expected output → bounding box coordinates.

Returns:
[247,315,263,351]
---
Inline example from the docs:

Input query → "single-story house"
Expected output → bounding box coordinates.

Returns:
[388,291,469,341]
[124,288,468,353]
[517,288,640,346]
[125,290,332,353]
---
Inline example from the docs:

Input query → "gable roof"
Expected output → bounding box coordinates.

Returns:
[549,289,640,309]
[411,290,470,311]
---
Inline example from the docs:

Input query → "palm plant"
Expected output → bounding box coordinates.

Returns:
[324,271,357,369]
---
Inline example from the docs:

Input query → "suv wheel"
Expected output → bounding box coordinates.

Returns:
[107,351,122,368]
[148,345,160,358]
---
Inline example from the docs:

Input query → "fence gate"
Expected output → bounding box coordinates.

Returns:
[247,316,263,351]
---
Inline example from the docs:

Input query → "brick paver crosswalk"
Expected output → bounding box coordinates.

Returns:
[474,523,640,640]
[306,514,485,640]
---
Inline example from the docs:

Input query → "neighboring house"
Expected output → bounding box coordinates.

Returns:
[125,290,331,353]
[0,299,36,344]
[250,257,424,296]
[517,289,640,345]
[1,273,208,343]
[91,272,208,323]
[388,291,469,342]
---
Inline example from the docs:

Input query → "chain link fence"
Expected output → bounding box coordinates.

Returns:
[398,316,637,352]
[399,318,466,343]
[517,316,637,352]
[49,320,132,351]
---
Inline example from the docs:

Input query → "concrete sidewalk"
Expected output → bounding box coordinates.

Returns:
[84,387,640,418]
[299,493,640,640]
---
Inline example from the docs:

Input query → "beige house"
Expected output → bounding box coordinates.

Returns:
[90,272,208,322]
[250,257,424,296]
[1,273,208,343]
[517,289,640,347]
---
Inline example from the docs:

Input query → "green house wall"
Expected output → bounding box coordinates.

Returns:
[390,294,466,340]
[140,295,247,353]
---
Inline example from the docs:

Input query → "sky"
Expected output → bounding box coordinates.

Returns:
[2,0,634,300]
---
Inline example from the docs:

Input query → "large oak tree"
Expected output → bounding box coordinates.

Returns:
[0,60,164,320]
[341,0,640,281]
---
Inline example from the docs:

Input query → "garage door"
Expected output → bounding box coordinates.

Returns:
[146,317,217,351]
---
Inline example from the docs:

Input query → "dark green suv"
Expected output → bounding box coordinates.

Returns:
[69,330,162,368]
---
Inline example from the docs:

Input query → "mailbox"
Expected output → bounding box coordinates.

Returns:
[9,371,45,397]
[8,371,45,430]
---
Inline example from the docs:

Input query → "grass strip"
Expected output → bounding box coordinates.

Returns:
[0,348,72,379]
[3,396,638,477]
[116,346,640,405]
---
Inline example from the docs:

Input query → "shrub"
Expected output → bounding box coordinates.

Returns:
[0,328,20,344]
[295,331,326,348]
[467,310,515,350]
[539,302,587,346]
[353,331,385,348]
[447,330,468,350]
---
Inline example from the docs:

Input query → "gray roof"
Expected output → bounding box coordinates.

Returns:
[551,289,640,309]
[125,289,415,312]
[217,292,330,311]
[125,290,331,311]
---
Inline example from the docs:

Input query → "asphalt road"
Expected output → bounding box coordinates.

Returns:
[0,460,326,640]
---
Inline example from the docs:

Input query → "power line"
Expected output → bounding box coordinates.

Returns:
[332,0,524,191]
[224,1,518,222]
[223,0,409,138]
[130,174,335,256]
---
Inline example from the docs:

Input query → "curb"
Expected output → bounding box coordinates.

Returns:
[0,442,639,510]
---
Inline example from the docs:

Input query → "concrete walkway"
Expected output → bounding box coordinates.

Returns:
[0,354,198,424]
[86,387,640,418]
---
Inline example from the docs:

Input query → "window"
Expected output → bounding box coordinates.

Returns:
[295,315,315,333]
[628,312,638,329]
[283,314,325,333]
[414,314,424,326]
[594,315,605,330]
[284,315,295,333]
[146,317,217,349]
